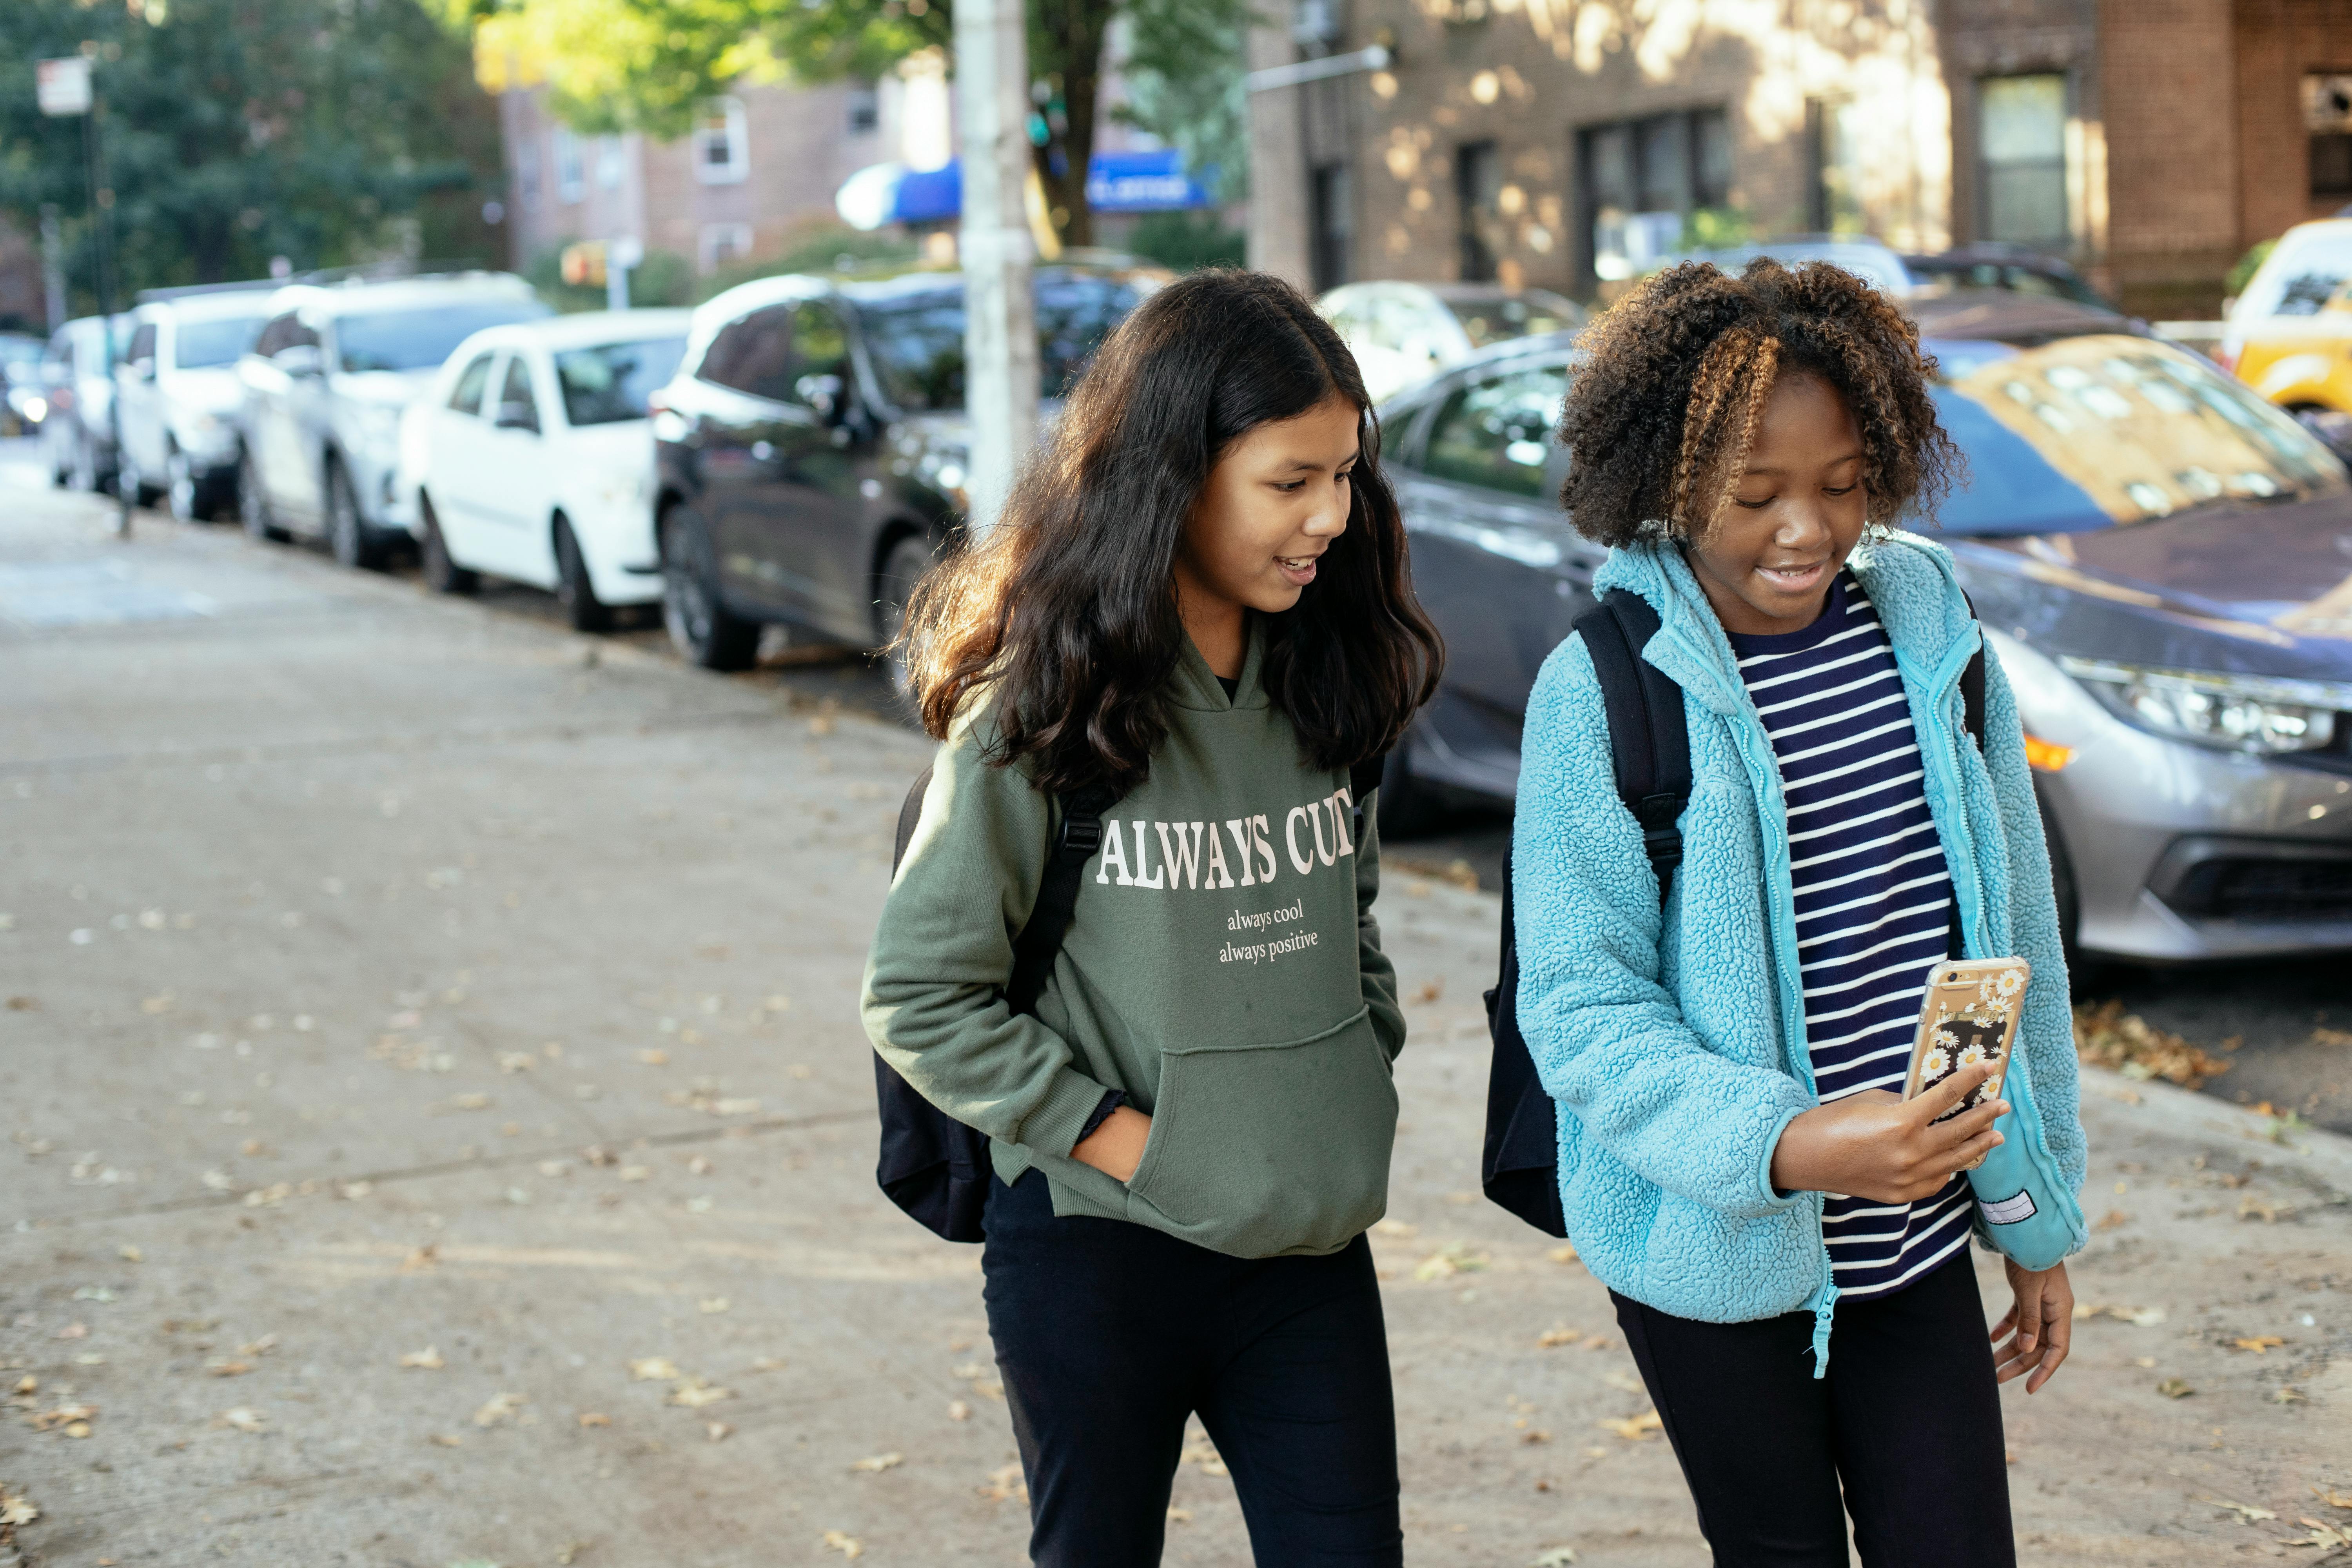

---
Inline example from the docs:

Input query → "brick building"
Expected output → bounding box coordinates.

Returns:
[1249,0,2352,317]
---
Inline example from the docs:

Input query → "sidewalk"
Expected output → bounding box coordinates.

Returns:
[3,492,2348,1566]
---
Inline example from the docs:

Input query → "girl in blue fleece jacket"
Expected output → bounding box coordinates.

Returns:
[1514,259,2087,1566]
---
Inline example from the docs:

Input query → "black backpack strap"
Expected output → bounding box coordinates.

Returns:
[1347,753,1386,838]
[1574,590,1691,906]
[1958,592,1987,750]
[1004,783,1116,1017]
[892,762,935,875]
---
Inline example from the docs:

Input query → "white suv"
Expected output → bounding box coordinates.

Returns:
[116,288,278,521]
[234,273,551,568]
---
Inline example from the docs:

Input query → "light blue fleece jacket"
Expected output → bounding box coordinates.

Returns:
[1511,533,2087,1357]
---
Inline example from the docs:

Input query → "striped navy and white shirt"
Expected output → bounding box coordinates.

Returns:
[1728,571,1973,1302]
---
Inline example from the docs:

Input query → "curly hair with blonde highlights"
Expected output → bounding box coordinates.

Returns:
[1557,258,1962,546]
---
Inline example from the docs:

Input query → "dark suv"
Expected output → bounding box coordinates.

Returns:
[648,263,1157,671]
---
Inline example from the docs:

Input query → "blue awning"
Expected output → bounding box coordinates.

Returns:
[837,150,1215,230]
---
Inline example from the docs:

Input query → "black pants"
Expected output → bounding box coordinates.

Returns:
[1612,1254,2014,1568]
[980,1170,1402,1567]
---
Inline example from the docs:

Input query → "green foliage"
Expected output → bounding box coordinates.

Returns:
[1123,211,1244,272]
[690,223,922,302]
[0,0,501,307]
[523,245,694,310]
[2226,239,2277,300]
[1681,207,1752,250]
[1115,0,1254,202]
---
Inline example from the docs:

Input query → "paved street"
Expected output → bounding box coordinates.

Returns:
[4,474,2350,1567]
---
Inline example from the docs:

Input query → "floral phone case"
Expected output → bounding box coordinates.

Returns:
[1903,955,2031,1125]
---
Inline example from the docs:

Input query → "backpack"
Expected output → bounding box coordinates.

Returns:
[877,753,1385,1243]
[1479,588,1987,1237]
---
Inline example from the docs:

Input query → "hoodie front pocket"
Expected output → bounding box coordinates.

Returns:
[1125,1007,1397,1257]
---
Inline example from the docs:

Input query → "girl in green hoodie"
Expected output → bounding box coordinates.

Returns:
[863,270,1442,1566]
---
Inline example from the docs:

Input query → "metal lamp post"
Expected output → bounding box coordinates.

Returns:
[37,53,129,539]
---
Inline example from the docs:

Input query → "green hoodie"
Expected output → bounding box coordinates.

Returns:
[861,626,1405,1259]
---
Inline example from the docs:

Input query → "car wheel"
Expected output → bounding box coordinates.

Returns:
[239,448,286,542]
[874,532,938,705]
[417,497,477,595]
[660,503,758,671]
[553,515,612,634]
[1375,743,1448,841]
[2039,791,2089,992]
[327,458,387,570]
[165,446,207,522]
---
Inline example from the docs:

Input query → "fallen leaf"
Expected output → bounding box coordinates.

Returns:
[820,1531,862,1559]
[29,1403,97,1433]
[399,1347,445,1370]
[1180,1436,1229,1477]
[2157,1379,2195,1399]
[240,1335,278,1358]
[205,1359,254,1378]
[2274,1387,2307,1404]
[750,1357,787,1373]
[217,1406,265,1433]
[1521,1427,1553,1444]
[1536,1328,1583,1348]
[2074,1002,2232,1089]
[2232,1336,2285,1354]
[705,1421,733,1442]
[472,1392,526,1427]
[1371,1219,1418,1238]
[56,1323,87,1341]
[667,1378,733,1409]
[637,1049,669,1067]
[1412,1244,1490,1283]
[2095,1209,2129,1230]
[118,1245,142,1263]
[619,1165,651,1182]
[2310,1027,2352,1047]
[947,1400,971,1421]
[399,1245,439,1274]
[497,1052,537,1073]
[688,1156,713,1176]
[450,1093,490,1111]
[555,1543,592,1565]
[2314,1485,2352,1510]
[2284,1519,2352,1550]
[2204,1497,2277,1523]
[428,1433,463,1447]
[577,1412,611,1428]
[976,1463,1028,1503]
[1530,1550,1579,1568]
[627,1357,679,1381]
[1548,1244,1580,1264]
[1167,1507,1193,1524]
[951,1362,988,1379]
[2073,1303,2166,1327]
[1597,1410,1664,1442]
[0,1482,39,1527]
[2239,1195,2285,1223]
[699,1298,730,1315]
[850,1451,903,1473]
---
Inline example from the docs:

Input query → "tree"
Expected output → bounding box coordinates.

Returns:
[461,0,1250,251]
[0,0,501,305]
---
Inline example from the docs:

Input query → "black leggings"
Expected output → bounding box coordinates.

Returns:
[980,1170,1402,1568]
[1611,1253,2014,1568]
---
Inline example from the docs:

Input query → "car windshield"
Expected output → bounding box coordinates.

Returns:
[335,299,552,373]
[554,336,689,426]
[1443,292,1583,349]
[0,336,43,373]
[1928,333,2348,535]
[859,274,1144,411]
[176,314,270,370]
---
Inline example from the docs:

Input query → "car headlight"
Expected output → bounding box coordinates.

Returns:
[2060,658,2343,755]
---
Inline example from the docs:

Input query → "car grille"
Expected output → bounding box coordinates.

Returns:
[2168,857,2352,922]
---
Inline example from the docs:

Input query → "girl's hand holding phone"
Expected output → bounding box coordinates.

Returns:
[1072,1106,1153,1183]
[1990,1257,2073,1393]
[1769,1061,2007,1204]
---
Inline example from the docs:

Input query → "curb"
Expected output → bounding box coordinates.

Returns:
[2079,1063,2352,1197]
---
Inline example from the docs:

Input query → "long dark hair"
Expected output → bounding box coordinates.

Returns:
[903,269,1442,795]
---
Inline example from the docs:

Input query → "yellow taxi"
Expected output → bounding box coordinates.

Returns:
[2219,218,2352,411]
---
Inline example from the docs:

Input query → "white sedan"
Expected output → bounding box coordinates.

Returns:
[397,310,691,631]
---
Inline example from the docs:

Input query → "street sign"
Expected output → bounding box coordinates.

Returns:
[37,56,92,118]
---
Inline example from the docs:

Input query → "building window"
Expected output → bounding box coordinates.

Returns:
[695,97,750,186]
[1808,97,1866,236]
[1979,74,2069,250]
[554,128,584,205]
[1457,140,1502,283]
[517,145,542,211]
[699,221,754,273]
[1311,163,1352,292]
[2305,74,2352,200]
[848,85,880,136]
[595,134,626,191]
[1577,107,1730,287]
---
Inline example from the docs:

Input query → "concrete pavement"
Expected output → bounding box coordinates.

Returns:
[4,484,2349,1567]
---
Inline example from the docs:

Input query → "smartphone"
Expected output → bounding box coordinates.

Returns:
[1902,955,2031,1126]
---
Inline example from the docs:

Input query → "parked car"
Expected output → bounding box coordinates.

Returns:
[1318,281,1586,403]
[649,262,1157,672]
[235,272,552,567]
[1381,289,2352,962]
[2214,218,2352,415]
[1901,244,2116,310]
[0,332,46,436]
[396,309,691,631]
[114,291,277,520]
[1658,235,1919,298]
[40,315,129,491]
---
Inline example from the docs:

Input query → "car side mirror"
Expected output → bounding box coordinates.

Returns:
[274,344,324,378]
[494,400,540,434]
[796,372,846,422]
[130,357,156,382]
